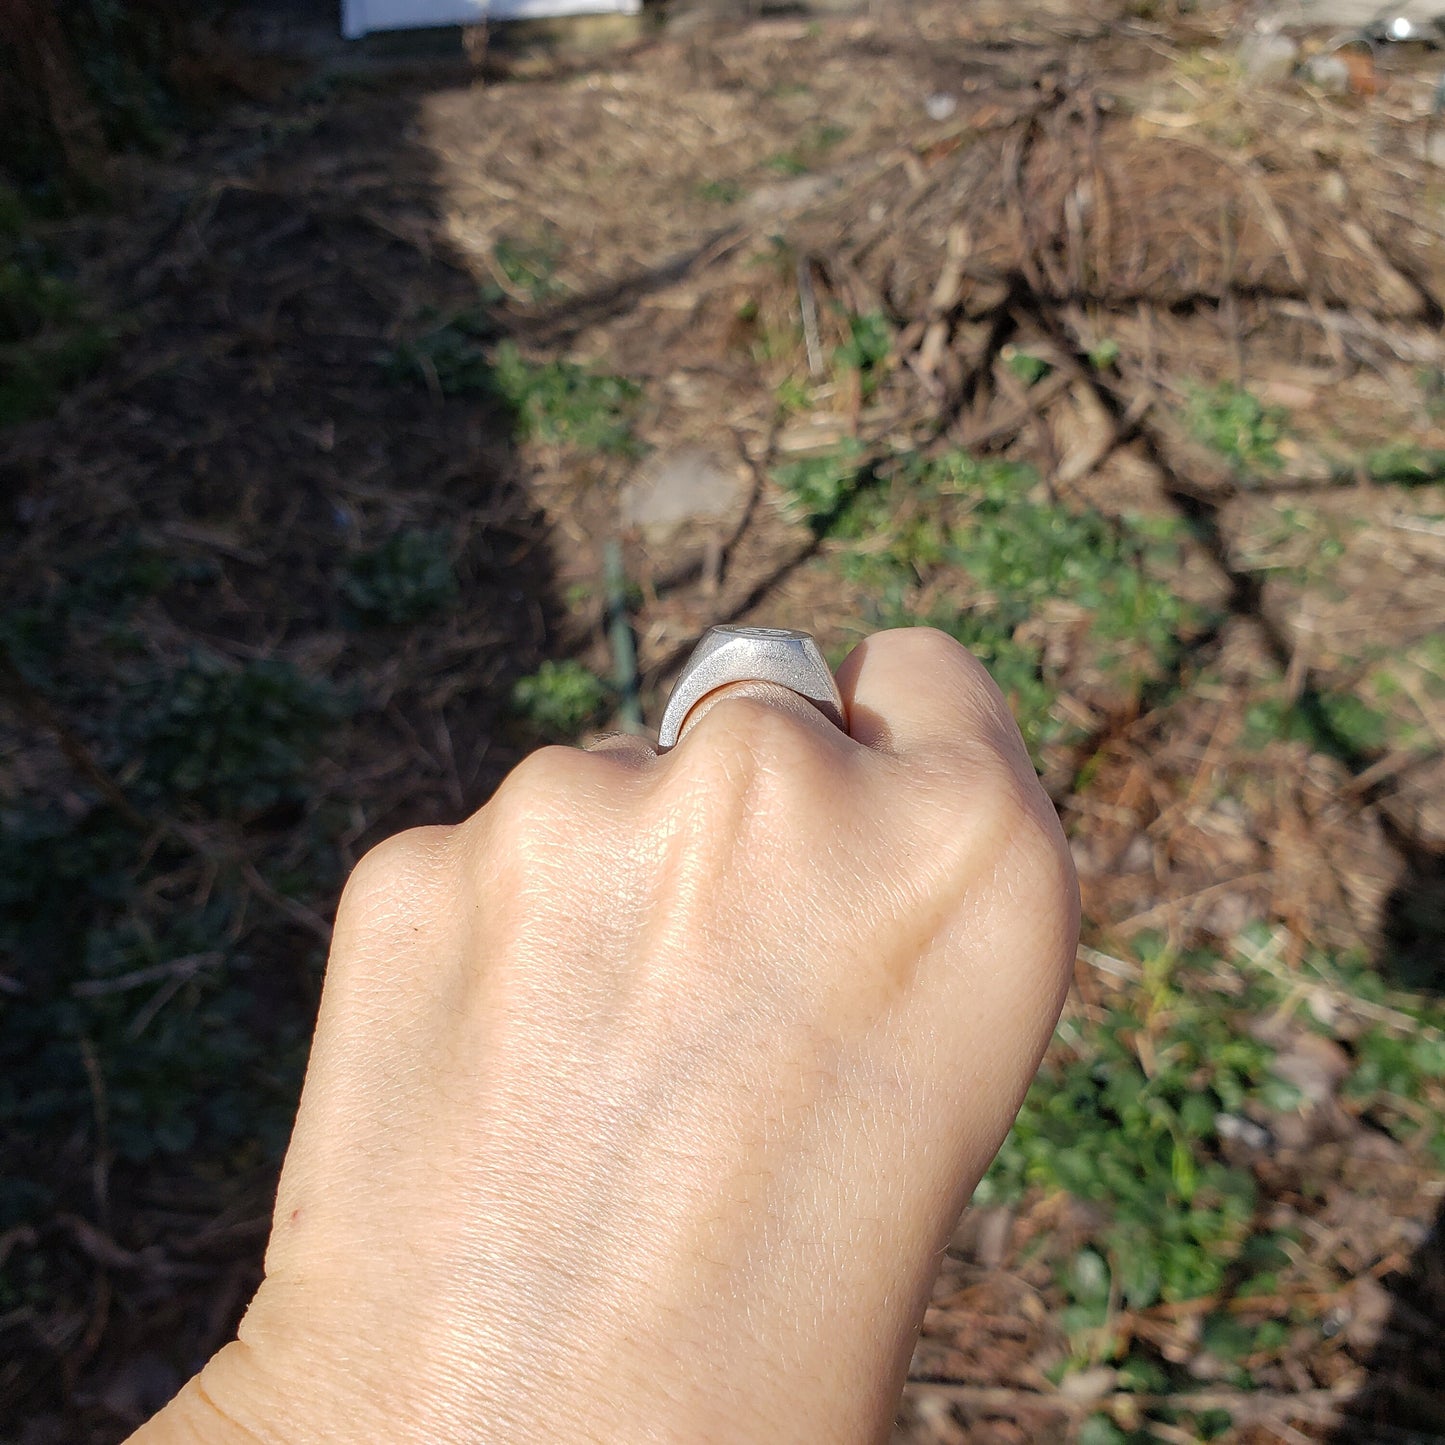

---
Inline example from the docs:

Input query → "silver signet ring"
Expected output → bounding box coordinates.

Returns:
[657,625,847,751]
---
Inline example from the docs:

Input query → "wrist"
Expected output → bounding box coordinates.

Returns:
[127,1341,293,1445]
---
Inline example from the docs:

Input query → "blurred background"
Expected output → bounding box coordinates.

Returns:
[1,1,1442,1440]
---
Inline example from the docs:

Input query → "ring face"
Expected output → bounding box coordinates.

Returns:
[657,625,846,749]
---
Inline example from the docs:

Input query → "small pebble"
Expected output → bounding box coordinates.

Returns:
[1302,53,1352,95]
[1239,31,1300,86]
[1215,1113,1272,1150]
[1320,169,1349,207]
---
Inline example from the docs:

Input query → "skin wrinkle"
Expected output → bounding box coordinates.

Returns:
[176,1366,274,1445]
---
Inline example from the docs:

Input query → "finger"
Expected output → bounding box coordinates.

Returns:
[672,679,852,749]
[835,627,1033,776]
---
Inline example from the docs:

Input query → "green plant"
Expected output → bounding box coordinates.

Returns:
[342,527,458,625]
[510,659,611,737]
[123,651,344,817]
[761,125,849,180]
[1343,1025,1445,1164]
[1004,347,1051,386]
[1364,440,1445,487]
[1088,338,1121,371]
[1243,689,1388,760]
[1078,1416,1133,1445]
[976,944,1297,1343]
[383,305,496,394]
[1184,383,1286,474]
[493,232,563,303]
[0,253,113,426]
[942,456,1200,676]
[939,610,1062,755]
[967,926,1445,1430]
[764,151,810,176]
[812,123,849,151]
[771,443,868,527]
[833,312,892,400]
[0,588,341,1261]
[774,375,812,416]
[809,451,1206,761]
[2,1,190,202]
[696,179,743,205]
[489,340,641,454]
[383,329,641,455]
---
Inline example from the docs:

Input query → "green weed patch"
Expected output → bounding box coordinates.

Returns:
[511,659,612,738]
[1185,383,1286,475]
[795,449,1209,758]
[974,930,1445,1431]
[489,341,641,454]
[1363,440,1445,487]
[382,304,497,394]
[977,943,1285,1313]
[342,527,459,626]
[0,544,344,1274]
[833,312,892,400]
[384,323,641,454]
[1243,690,1389,760]
[492,232,564,304]
[0,252,113,426]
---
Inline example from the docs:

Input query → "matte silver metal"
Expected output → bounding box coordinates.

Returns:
[657,625,846,750]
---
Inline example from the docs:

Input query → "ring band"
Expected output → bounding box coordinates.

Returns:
[657,626,846,750]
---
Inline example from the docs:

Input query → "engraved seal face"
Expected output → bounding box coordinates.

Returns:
[713,626,809,640]
[656,626,846,750]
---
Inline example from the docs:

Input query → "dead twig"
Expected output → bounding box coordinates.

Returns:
[902,1380,1358,1428]
[1274,301,1445,365]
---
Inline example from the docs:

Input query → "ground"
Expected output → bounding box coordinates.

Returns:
[2,2,1444,1441]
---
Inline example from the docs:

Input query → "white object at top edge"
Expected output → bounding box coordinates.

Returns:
[343,0,640,41]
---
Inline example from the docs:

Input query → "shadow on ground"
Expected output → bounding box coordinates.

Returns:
[1329,845,1445,1442]
[0,44,571,1443]
[1333,1203,1445,1442]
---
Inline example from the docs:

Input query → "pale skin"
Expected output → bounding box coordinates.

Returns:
[130,627,1079,1444]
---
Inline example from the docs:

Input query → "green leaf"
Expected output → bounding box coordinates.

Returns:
[771,444,867,527]
[510,660,611,738]
[1185,383,1286,474]
[1079,1416,1128,1445]
[342,528,458,625]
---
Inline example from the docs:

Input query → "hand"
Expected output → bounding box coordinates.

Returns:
[134,628,1078,1444]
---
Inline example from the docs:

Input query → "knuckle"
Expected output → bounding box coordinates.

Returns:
[461,745,628,880]
[483,745,593,835]
[925,765,1015,871]
[998,783,1080,986]
[652,699,842,866]
[1010,780,1076,903]
[891,626,1033,758]
[337,825,452,927]
[999,780,1079,941]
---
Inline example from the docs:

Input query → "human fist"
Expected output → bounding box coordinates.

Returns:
[136,628,1078,1445]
